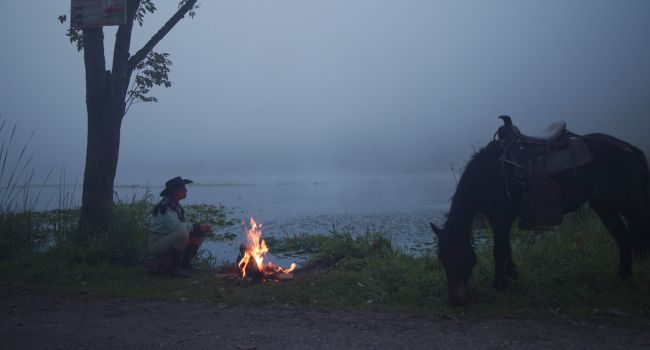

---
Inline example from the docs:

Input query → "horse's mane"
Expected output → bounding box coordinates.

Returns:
[445,140,502,235]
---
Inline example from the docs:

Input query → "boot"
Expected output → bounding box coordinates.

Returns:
[167,249,190,278]
[144,255,171,274]
[181,244,200,270]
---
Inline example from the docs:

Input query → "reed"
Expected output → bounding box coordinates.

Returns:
[0,116,54,257]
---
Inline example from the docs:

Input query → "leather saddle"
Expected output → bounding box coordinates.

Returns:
[521,120,567,144]
[496,116,594,229]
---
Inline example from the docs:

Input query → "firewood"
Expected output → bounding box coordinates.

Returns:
[273,272,294,281]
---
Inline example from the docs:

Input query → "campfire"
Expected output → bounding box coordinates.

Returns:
[236,217,296,281]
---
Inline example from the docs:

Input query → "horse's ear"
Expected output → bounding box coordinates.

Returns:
[430,222,442,237]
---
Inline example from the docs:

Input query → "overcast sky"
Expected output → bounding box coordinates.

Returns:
[1,1,648,185]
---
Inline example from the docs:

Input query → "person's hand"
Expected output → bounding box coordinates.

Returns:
[200,224,211,233]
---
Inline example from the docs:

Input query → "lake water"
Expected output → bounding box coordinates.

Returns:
[178,173,456,266]
[27,173,457,266]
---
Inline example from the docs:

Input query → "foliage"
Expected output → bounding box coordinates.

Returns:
[0,212,46,259]
[135,0,157,26]
[0,208,77,261]
[267,232,331,254]
[126,51,172,112]
[0,189,235,264]
[65,29,84,52]
[282,228,394,269]
[185,203,238,241]
[180,1,200,18]
[185,203,236,227]
[59,1,199,113]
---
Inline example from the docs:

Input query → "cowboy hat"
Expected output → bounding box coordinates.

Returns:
[160,176,193,197]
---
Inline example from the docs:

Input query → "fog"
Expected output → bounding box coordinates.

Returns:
[1,1,649,186]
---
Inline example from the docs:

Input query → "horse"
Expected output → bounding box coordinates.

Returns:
[429,124,650,306]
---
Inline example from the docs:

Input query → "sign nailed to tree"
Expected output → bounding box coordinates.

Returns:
[71,0,126,28]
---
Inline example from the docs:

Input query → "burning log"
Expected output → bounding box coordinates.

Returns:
[235,218,296,282]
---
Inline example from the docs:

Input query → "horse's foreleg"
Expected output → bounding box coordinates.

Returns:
[590,200,632,279]
[489,217,516,290]
[505,239,518,280]
[492,234,508,290]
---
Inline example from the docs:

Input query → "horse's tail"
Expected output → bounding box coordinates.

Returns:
[632,148,650,206]
[627,144,650,257]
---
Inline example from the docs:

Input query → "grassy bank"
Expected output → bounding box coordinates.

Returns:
[1,198,648,318]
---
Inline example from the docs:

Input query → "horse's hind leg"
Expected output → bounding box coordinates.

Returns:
[589,199,632,279]
[620,199,650,260]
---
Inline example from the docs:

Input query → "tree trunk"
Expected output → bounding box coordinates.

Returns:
[78,104,123,235]
[79,27,122,235]
[78,27,128,237]
[77,0,197,238]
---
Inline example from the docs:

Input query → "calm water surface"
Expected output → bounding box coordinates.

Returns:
[188,173,455,265]
[35,173,457,265]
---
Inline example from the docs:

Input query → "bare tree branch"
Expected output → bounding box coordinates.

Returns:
[127,0,198,73]
[112,0,142,107]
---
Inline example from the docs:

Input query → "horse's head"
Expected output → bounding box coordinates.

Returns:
[430,222,477,306]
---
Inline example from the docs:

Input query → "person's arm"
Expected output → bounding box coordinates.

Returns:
[191,223,212,237]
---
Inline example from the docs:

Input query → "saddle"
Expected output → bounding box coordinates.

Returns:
[496,116,594,229]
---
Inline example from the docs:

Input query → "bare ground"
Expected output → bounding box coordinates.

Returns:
[1,295,650,349]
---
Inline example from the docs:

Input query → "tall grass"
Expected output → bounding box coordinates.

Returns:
[0,116,139,262]
[0,116,149,263]
[0,117,67,212]
[0,116,57,258]
[0,115,91,260]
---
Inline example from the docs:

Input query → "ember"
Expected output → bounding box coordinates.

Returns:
[236,217,296,281]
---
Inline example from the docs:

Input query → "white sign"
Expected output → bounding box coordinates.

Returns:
[71,0,126,28]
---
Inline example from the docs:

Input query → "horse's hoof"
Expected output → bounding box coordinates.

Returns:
[506,270,518,281]
[618,269,632,280]
[492,280,507,291]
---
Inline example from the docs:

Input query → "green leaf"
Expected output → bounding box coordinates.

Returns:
[127,51,174,107]
[135,0,157,27]
[66,29,84,52]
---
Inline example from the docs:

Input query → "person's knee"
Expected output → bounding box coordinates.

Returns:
[188,236,205,247]
[172,231,190,251]
[180,231,189,243]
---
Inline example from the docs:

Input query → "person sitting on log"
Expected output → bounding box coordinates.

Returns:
[146,176,211,277]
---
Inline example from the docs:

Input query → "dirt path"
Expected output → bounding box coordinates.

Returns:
[1,295,649,349]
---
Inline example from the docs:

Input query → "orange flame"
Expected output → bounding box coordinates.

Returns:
[237,217,296,278]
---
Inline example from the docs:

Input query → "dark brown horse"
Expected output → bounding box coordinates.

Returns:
[430,126,650,306]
